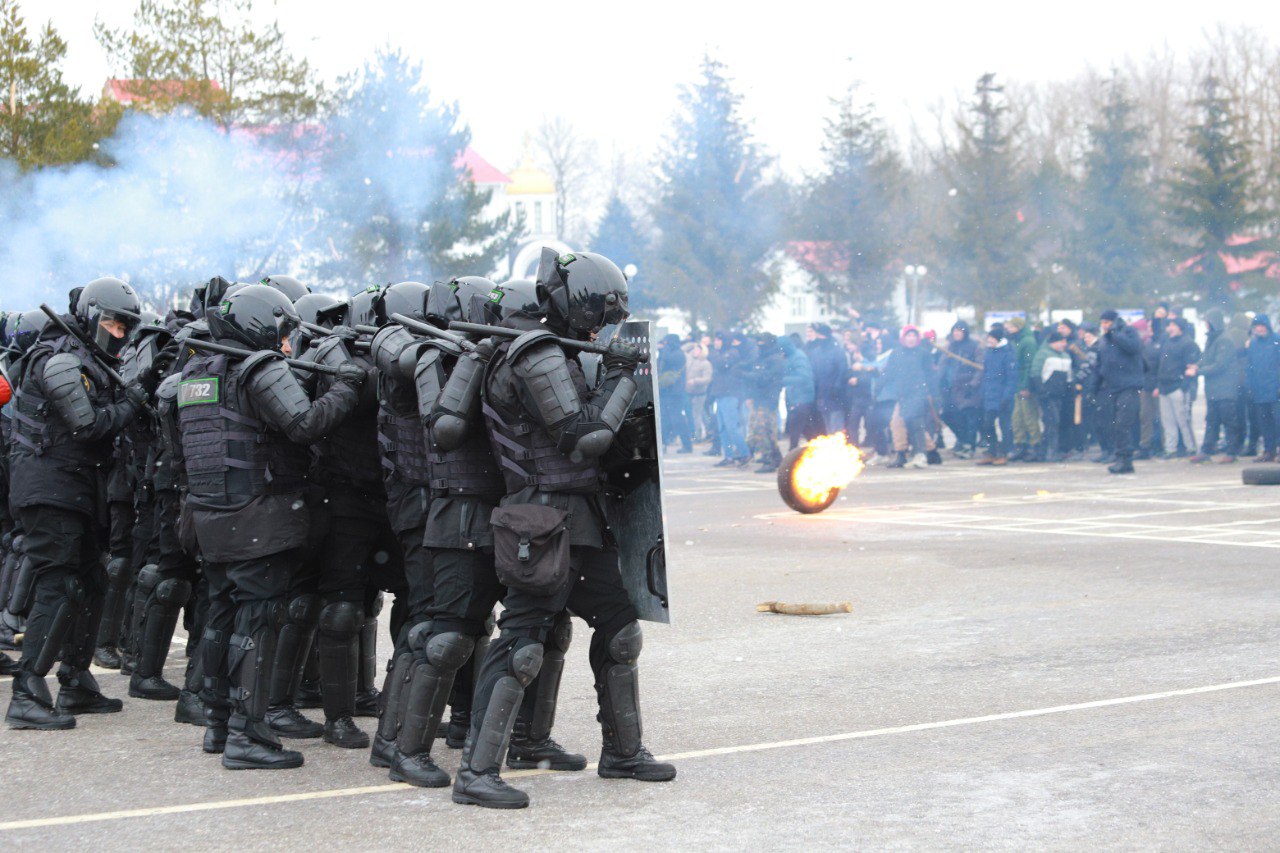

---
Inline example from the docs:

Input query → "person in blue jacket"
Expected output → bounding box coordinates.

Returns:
[977,323,1017,465]
[1245,314,1280,461]
[777,334,818,450]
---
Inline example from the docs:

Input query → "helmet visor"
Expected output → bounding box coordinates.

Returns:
[93,309,140,358]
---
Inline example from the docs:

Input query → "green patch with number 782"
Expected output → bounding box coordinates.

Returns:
[178,377,220,407]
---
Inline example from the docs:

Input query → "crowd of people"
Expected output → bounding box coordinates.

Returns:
[655,303,1280,476]
[0,251,674,810]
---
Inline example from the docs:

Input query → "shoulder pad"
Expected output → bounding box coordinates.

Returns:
[243,355,310,428]
[44,352,96,432]
[508,329,560,363]
[312,336,349,369]
[240,349,285,380]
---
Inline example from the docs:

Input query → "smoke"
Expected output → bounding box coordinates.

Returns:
[0,111,292,313]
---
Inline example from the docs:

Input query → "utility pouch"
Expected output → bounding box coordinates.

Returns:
[490,504,570,596]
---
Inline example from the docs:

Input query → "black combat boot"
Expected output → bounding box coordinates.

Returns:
[56,668,124,715]
[452,641,543,809]
[318,602,369,748]
[7,671,76,730]
[595,622,676,782]
[506,616,585,771]
[223,714,303,770]
[507,720,588,771]
[370,652,412,768]
[203,705,229,754]
[223,614,303,770]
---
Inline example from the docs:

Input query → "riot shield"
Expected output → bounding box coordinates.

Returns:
[600,320,671,623]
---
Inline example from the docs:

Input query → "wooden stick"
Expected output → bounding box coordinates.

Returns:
[756,601,853,616]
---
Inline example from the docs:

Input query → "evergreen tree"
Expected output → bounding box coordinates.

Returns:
[647,55,777,329]
[1071,78,1164,307]
[310,49,515,287]
[0,0,106,169]
[797,84,905,312]
[588,195,651,311]
[939,73,1033,313]
[1168,74,1269,307]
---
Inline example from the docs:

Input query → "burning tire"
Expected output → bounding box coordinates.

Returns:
[776,434,864,514]
[777,446,840,513]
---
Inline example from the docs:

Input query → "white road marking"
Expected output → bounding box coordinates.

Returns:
[3,675,1277,832]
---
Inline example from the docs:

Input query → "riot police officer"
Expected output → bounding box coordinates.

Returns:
[453,251,675,809]
[178,285,365,769]
[5,278,149,730]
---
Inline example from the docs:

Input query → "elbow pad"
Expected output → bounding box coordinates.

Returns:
[372,325,440,382]
[244,355,311,431]
[429,350,485,451]
[44,353,96,433]
[572,374,638,459]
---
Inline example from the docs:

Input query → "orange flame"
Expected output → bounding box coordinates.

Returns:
[792,432,865,505]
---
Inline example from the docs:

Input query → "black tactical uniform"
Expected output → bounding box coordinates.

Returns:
[289,285,408,750]
[453,252,675,809]
[179,285,365,769]
[5,279,148,730]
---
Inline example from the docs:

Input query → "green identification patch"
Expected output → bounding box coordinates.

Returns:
[178,377,220,408]
[558,253,577,265]
[488,288,504,302]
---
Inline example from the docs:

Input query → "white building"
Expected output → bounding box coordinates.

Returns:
[460,147,572,281]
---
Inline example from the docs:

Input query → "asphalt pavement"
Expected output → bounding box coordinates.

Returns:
[2,449,1279,849]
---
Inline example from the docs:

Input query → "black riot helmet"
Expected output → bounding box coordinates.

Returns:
[485,279,541,325]
[75,277,143,358]
[208,284,300,352]
[535,248,630,338]
[425,276,495,328]
[259,274,310,302]
[292,293,344,328]
[377,281,430,325]
[10,309,51,354]
[346,285,386,328]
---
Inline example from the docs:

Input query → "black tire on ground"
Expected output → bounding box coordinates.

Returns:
[1242,466,1280,486]
[776,446,840,514]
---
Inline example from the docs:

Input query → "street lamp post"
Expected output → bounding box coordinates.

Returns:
[904,264,928,325]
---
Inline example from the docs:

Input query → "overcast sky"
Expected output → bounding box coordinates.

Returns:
[28,0,1279,177]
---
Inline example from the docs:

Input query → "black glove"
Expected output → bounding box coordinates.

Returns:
[330,325,359,343]
[602,339,642,371]
[617,412,655,452]
[124,383,150,410]
[472,338,497,362]
[336,362,367,386]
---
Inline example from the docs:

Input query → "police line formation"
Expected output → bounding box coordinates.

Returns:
[0,248,676,809]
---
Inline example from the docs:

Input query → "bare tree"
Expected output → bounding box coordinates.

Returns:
[534,115,598,243]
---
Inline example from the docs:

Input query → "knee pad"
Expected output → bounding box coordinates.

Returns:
[318,600,362,638]
[406,620,433,653]
[509,641,544,688]
[136,564,162,596]
[548,613,573,654]
[366,590,384,618]
[607,621,643,666]
[425,632,475,672]
[155,578,193,607]
[105,556,129,584]
[286,593,321,627]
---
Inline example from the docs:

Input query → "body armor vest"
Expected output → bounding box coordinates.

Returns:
[376,372,431,489]
[418,348,504,499]
[482,342,601,495]
[178,352,309,506]
[8,334,118,468]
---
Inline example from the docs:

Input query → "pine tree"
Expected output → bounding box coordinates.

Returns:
[1168,74,1269,308]
[647,55,777,329]
[588,195,651,310]
[1072,78,1164,307]
[797,84,905,312]
[939,73,1033,314]
[0,0,104,169]
[310,49,515,287]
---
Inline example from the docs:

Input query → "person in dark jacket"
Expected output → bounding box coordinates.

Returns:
[976,324,1017,465]
[1030,332,1073,462]
[1153,318,1198,458]
[657,334,692,454]
[1191,309,1242,462]
[748,333,786,472]
[778,334,818,450]
[873,326,935,467]
[1245,313,1280,461]
[1097,310,1144,473]
[805,323,848,434]
[843,336,875,447]
[708,331,749,467]
[939,320,982,458]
